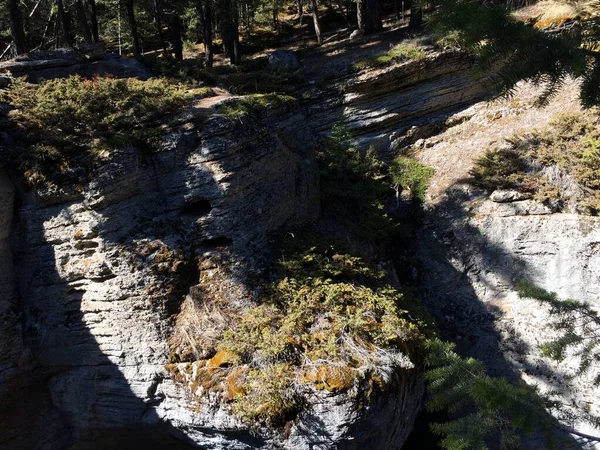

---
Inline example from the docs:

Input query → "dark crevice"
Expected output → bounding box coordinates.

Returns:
[200,236,232,249]
[181,199,212,217]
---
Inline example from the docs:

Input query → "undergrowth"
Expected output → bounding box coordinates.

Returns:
[390,157,435,202]
[1,75,198,192]
[469,112,600,214]
[145,54,304,95]
[353,40,427,71]
[219,93,296,120]
[219,230,424,427]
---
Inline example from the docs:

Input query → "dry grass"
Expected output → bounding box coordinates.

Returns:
[168,294,235,362]
[514,0,600,25]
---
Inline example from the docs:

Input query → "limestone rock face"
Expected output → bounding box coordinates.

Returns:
[304,51,490,153]
[0,99,424,449]
[414,83,600,443]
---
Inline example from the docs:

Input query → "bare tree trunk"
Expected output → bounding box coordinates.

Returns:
[196,0,213,66]
[363,0,381,34]
[296,0,304,25]
[88,0,100,42]
[310,0,322,44]
[171,14,183,60]
[8,0,27,54]
[220,0,240,64]
[57,0,73,47]
[125,0,141,57]
[356,0,364,32]
[75,0,93,42]
[154,0,167,55]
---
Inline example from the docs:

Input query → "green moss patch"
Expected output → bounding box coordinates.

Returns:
[352,40,427,71]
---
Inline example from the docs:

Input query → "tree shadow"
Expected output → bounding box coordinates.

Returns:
[412,183,588,448]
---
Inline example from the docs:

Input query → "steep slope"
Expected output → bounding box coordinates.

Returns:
[412,81,600,443]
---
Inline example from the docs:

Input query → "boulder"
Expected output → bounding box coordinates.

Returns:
[268,49,300,71]
[350,29,362,40]
[0,47,152,82]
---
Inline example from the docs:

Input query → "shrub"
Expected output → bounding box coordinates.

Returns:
[219,94,295,120]
[390,157,435,202]
[469,148,528,191]
[318,131,397,241]
[2,75,195,191]
[217,231,423,426]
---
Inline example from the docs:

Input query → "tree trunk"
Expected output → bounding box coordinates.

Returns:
[296,0,303,25]
[154,0,167,55]
[57,0,73,47]
[220,0,240,64]
[88,0,99,42]
[363,0,381,34]
[409,6,422,29]
[310,0,322,44]
[356,0,364,32]
[125,0,141,57]
[272,0,279,30]
[8,0,27,54]
[75,0,93,42]
[171,14,183,60]
[196,0,213,66]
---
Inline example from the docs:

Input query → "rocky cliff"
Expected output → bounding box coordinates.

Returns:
[2,43,598,449]
[412,82,600,443]
[0,78,427,448]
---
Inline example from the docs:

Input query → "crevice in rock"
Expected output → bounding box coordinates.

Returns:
[181,199,213,217]
[200,236,232,249]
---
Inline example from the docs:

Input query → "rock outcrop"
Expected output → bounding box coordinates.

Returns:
[304,51,489,152]
[0,90,425,448]
[0,47,153,82]
[413,82,600,443]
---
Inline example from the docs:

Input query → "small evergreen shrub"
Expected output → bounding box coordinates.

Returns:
[318,128,397,240]
[390,157,435,202]
[469,148,527,191]
[219,93,295,120]
[218,231,423,426]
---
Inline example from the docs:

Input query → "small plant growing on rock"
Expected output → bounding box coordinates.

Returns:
[390,156,435,202]
[219,94,295,120]
[469,148,527,191]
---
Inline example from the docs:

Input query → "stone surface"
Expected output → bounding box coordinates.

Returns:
[304,51,490,153]
[0,48,152,82]
[414,82,600,446]
[0,95,422,449]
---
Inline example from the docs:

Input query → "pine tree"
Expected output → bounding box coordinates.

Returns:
[424,0,600,107]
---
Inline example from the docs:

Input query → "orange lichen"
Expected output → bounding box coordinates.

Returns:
[225,367,248,400]
[300,366,356,392]
[207,350,238,368]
